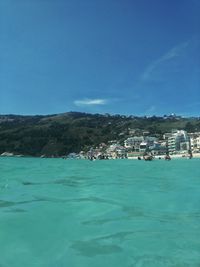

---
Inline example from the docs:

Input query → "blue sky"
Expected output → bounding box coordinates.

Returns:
[0,0,200,116]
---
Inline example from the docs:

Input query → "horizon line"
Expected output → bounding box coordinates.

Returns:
[0,111,199,118]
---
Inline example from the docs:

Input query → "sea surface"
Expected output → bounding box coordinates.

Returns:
[0,157,200,267]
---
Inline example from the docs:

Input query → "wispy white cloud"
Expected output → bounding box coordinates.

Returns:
[141,41,189,81]
[74,98,108,106]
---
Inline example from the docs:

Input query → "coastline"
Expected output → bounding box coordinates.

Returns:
[1,153,200,160]
[128,153,200,160]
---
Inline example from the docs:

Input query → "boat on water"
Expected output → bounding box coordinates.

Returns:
[165,154,171,160]
[143,152,154,161]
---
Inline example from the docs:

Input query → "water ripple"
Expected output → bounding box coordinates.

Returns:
[71,240,122,257]
[0,200,14,208]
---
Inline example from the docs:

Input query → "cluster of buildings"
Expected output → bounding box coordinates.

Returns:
[70,129,200,159]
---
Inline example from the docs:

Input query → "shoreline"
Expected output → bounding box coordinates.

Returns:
[128,153,200,160]
[1,154,200,160]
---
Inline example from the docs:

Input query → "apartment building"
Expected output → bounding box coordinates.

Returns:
[167,130,191,154]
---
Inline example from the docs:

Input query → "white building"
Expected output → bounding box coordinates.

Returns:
[167,130,191,154]
[139,142,148,152]
[190,135,200,152]
[124,137,144,150]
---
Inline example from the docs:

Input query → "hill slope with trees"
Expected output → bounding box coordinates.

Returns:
[0,112,199,157]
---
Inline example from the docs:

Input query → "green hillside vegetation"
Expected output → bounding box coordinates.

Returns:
[0,112,200,157]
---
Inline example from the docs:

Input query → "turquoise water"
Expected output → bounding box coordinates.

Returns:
[0,157,200,267]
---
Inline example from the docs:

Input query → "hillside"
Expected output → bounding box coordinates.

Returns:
[0,112,200,157]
